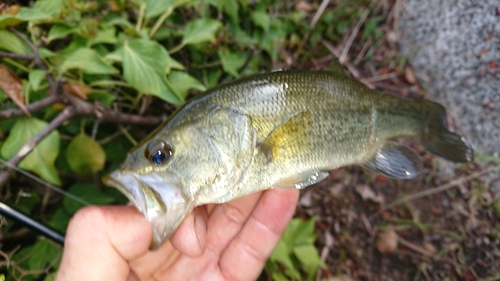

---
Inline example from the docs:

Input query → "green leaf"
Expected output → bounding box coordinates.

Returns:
[181,18,222,46]
[47,23,75,42]
[66,133,106,176]
[0,30,33,54]
[293,244,325,272]
[218,49,247,78]
[48,208,71,232]
[1,118,61,185]
[166,71,206,100]
[63,183,115,214]
[89,27,117,46]
[294,218,317,245]
[29,69,46,91]
[29,239,61,271]
[60,48,118,75]
[88,92,116,106]
[122,39,183,103]
[251,10,270,31]
[16,0,63,21]
[0,14,22,28]
[220,0,239,23]
[269,239,295,269]
[145,0,192,18]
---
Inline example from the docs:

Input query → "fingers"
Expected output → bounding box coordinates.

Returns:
[56,206,152,281]
[219,189,300,281]
[169,205,209,257]
[205,191,264,256]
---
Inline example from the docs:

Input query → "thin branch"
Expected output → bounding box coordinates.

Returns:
[0,106,75,188]
[0,52,36,60]
[0,94,62,119]
[67,95,162,125]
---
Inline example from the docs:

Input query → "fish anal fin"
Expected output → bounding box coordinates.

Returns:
[362,142,422,179]
[260,110,312,163]
[273,171,329,189]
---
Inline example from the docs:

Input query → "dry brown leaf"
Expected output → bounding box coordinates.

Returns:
[405,65,417,84]
[0,64,30,116]
[63,82,91,100]
[355,184,384,204]
[3,5,20,15]
[296,1,313,12]
[375,228,398,254]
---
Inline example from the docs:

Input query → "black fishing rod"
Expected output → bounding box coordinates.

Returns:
[0,201,65,245]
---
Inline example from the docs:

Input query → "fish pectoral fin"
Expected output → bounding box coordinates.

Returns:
[362,142,422,179]
[259,110,312,163]
[273,171,329,189]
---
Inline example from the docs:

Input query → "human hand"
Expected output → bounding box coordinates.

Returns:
[56,188,299,281]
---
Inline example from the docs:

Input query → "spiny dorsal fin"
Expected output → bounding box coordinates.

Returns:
[325,59,348,76]
[259,110,312,163]
[362,142,422,179]
[273,171,329,189]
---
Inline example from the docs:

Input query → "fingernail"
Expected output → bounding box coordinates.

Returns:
[194,215,207,252]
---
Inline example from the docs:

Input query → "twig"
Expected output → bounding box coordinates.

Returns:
[310,0,330,27]
[67,95,162,125]
[0,94,62,119]
[0,106,75,188]
[0,52,36,60]
[339,9,370,63]
[385,164,500,210]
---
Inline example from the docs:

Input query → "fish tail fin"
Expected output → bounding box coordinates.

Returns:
[418,100,474,163]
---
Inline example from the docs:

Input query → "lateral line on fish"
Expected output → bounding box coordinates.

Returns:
[0,158,90,206]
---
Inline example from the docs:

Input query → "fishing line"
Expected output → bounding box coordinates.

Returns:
[0,158,90,206]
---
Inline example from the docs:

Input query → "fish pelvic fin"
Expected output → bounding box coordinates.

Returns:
[418,100,474,163]
[362,142,422,179]
[259,110,312,163]
[273,171,329,189]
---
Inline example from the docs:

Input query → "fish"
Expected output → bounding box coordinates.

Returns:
[103,62,473,248]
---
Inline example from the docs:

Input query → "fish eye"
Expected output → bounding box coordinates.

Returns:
[145,141,172,165]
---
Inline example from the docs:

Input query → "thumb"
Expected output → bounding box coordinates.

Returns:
[169,205,209,257]
[56,206,152,281]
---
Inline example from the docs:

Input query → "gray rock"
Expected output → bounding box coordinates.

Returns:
[398,0,500,159]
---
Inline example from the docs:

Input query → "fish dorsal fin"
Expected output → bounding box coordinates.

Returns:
[325,59,347,76]
[259,110,312,163]
[273,171,329,189]
[362,142,422,179]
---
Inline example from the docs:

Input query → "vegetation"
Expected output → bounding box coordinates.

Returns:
[0,0,498,280]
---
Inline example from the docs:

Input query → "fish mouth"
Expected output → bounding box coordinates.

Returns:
[103,170,190,248]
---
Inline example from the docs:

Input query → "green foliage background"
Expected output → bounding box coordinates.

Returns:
[0,0,373,279]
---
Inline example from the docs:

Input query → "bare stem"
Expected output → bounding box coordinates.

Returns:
[0,94,62,119]
[0,52,36,60]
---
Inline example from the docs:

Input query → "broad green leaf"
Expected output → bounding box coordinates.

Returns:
[0,14,22,28]
[269,239,295,269]
[29,69,46,91]
[218,49,247,78]
[29,239,61,271]
[48,208,71,232]
[122,39,183,103]
[0,30,32,54]
[47,23,75,42]
[181,18,222,46]
[251,10,270,31]
[16,0,63,21]
[60,48,118,75]
[220,0,239,23]
[66,133,106,176]
[145,0,192,18]
[294,218,317,245]
[293,244,325,270]
[63,183,115,214]
[38,48,58,58]
[166,71,206,100]
[1,118,61,185]
[89,27,117,45]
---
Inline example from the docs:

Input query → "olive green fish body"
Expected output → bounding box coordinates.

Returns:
[103,67,473,247]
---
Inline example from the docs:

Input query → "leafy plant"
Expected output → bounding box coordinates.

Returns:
[265,218,325,281]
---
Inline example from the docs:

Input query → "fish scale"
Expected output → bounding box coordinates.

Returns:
[103,65,473,248]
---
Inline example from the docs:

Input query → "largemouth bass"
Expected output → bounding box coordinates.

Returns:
[103,63,473,248]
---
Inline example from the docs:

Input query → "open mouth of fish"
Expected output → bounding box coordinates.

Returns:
[103,170,189,248]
